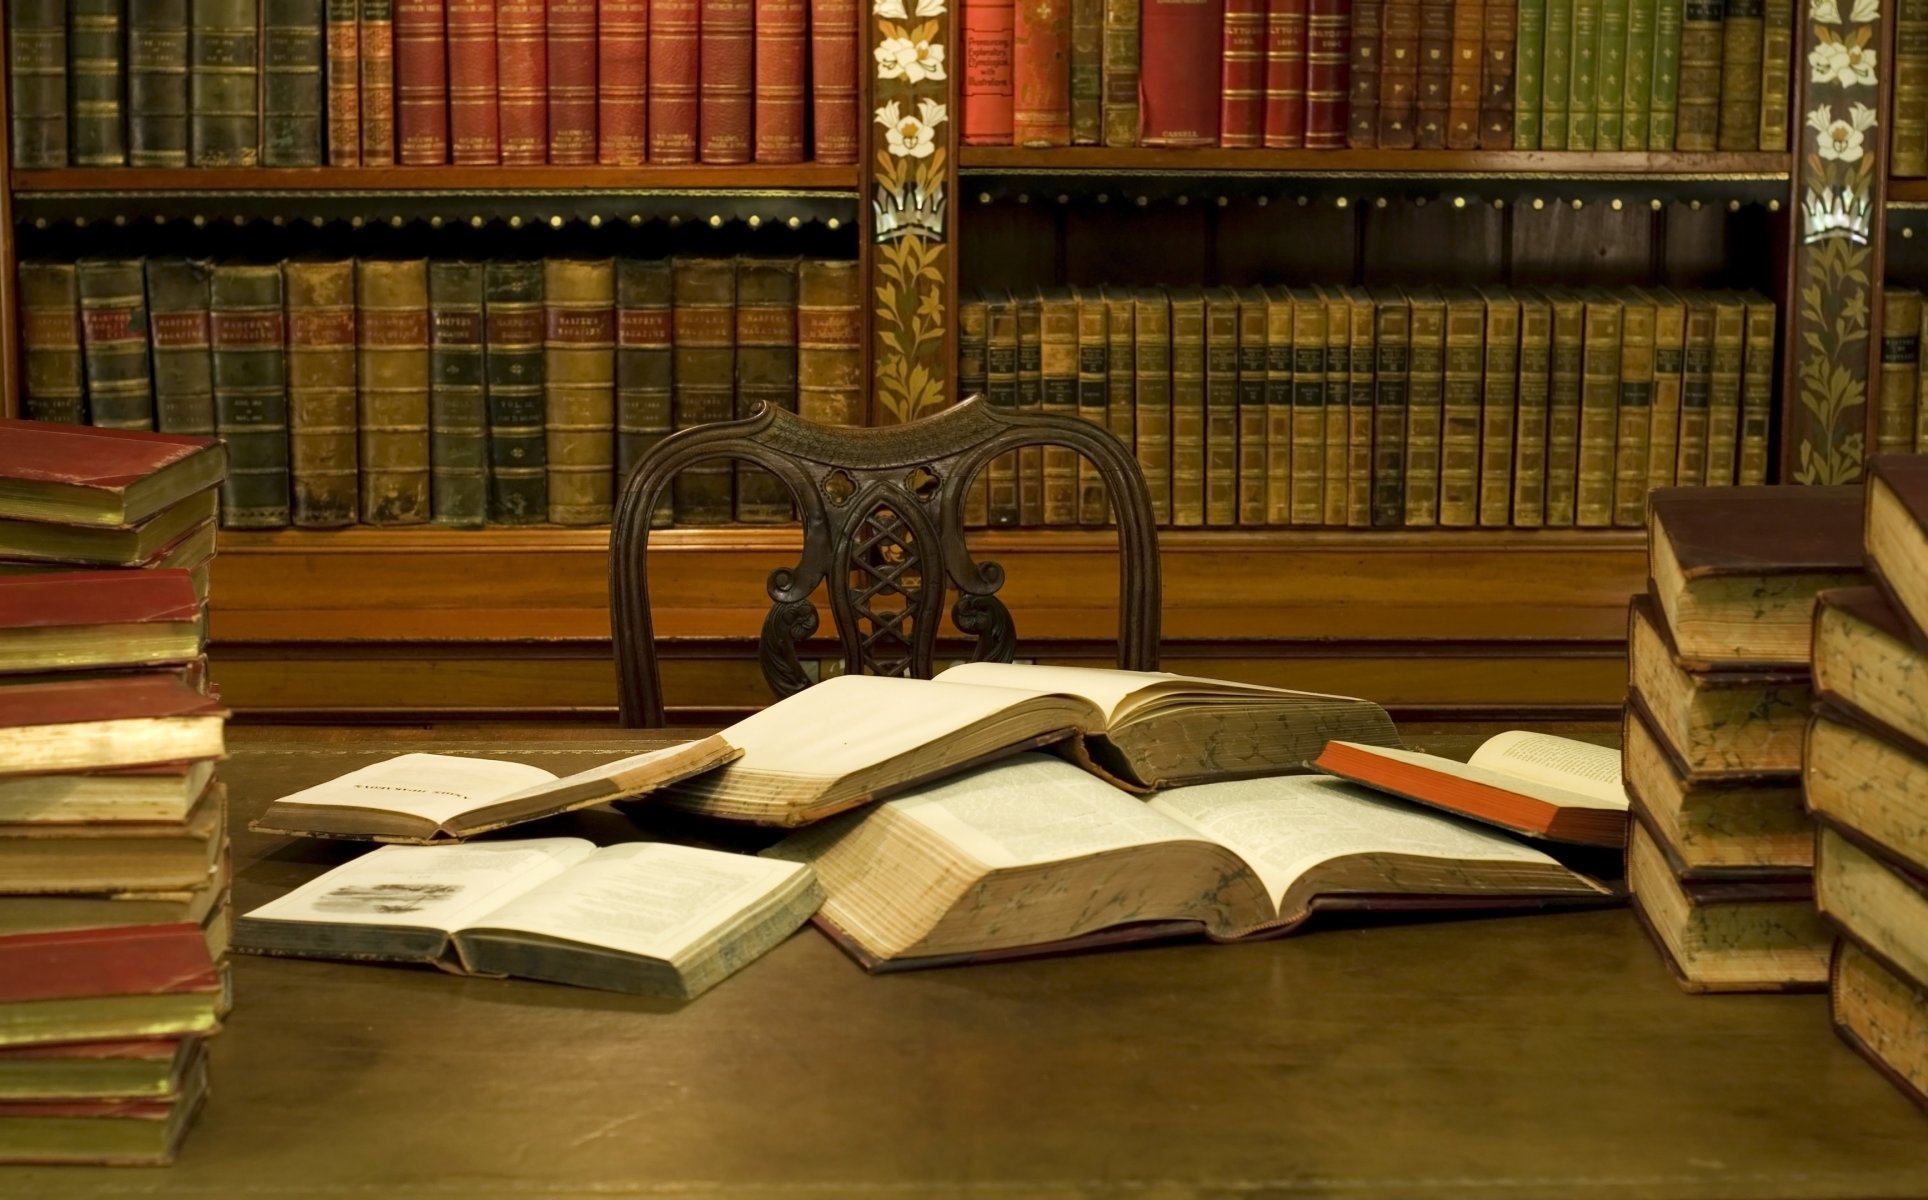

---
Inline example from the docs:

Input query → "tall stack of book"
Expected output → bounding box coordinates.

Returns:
[0,421,231,1166]
[1623,485,1863,993]
[1811,456,1928,1110]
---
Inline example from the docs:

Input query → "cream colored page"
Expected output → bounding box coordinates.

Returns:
[934,662,1358,724]
[887,753,1204,869]
[1331,742,1627,812]
[242,839,596,932]
[266,753,560,824]
[1148,776,1565,907]
[491,742,703,805]
[1466,731,1628,807]
[467,843,812,961]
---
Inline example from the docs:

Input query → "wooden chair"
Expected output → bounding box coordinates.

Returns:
[609,395,1162,726]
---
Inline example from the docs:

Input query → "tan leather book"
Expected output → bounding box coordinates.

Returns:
[1437,288,1483,528]
[1704,291,1745,486]
[1737,291,1776,486]
[671,258,736,525]
[1369,288,1410,528]
[1235,286,1270,526]
[1882,286,1924,460]
[1613,288,1656,528]
[1344,287,1374,529]
[1575,290,1620,528]
[983,291,1021,527]
[1674,0,1723,151]
[1756,0,1789,150]
[1476,287,1518,528]
[1040,287,1082,527]
[1101,0,1141,144]
[1511,290,1550,528]
[1830,938,1928,1110]
[734,258,800,524]
[284,258,359,527]
[1543,288,1583,527]
[543,258,616,526]
[1134,288,1174,526]
[796,259,865,428]
[1016,290,1046,526]
[354,259,431,526]
[1675,292,1715,488]
[1204,287,1240,528]
[1320,286,1350,527]
[1101,285,1137,484]
[1168,288,1208,528]
[1287,288,1327,526]
[1403,287,1445,526]
[615,257,674,528]
[1264,286,1295,526]
[1645,288,1685,495]
[1075,287,1112,525]
[958,292,991,527]
[1714,0,1761,151]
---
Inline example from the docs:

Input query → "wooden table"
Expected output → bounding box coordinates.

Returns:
[11,728,1928,1198]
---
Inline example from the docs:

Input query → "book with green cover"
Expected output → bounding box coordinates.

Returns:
[1515,0,1547,146]
[1513,291,1552,527]
[732,258,800,525]
[1621,0,1655,147]
[1593,0,1628,148]
[1646,288,1685,494]
[1567,0,1600,147]
[1575,291,1621,528]
[1542,0,1574,148]
[1675,294,1714,486]
[1649,0,1683,147]
[1757,0,1790,150]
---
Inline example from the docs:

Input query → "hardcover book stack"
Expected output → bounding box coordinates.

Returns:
[958,284,1776,529]
[1870,285,1928,460]
[15,255,865,530]
[0,421,232,1165]
[1623,484,1863,994]
[6,0,860,168]
[959,0,1791,151]
[1810,456,1928,1111]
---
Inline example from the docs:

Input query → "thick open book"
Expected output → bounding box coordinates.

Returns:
[661,664,1399,828]
[766,754,1610,969]
[249,740,739,842]
[237,839,822,1000]
[1310,731,1630,847]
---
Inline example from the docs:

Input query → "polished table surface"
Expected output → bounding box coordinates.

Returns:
[10,726,1928,1199]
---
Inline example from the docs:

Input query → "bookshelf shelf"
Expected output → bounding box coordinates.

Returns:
[956,148,1793,179]
[7,165,866,194]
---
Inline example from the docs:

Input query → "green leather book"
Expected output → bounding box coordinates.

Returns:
[145,259,217,436]
[1612,288,1655,528]
[1757,0,1790,150]
[284,258,361,527]
[1167,288,1207,529]
[1041,287,1083,527]
[483,261,548,525]
[734,258,800,525]
[1288,288,1326,527]
[1071,0,1104,142]
[9,0,67,167]
[1403,287,1445,527]
[129,0,191,166]
[1575,290,1620,528]
[1566,0,1599,147]
[1263,286,1294,526]
[1203,288,1240,528]
[959,291,990,527]
[1437,289,1483,528]
[1235,286,1269,527]
[1134,288,1174,527]
[263,0,326,165]
[1369,289,1410,529]
[1515,0,1546,146]
[1075,286,1112,524]
[356,259,433,526]
[671,258,736,525]
[1476,287,1518,528]
[1017,291,1046,526]
[1648,0,1682,147]
[1620,0,1654,147]
[428,261,489,528]
[544,259,617,527]
[984,291,1021,528]
[1715,0,1761,150]
[1541,0,1573,148]
[1675,0,1722,151]
[70,0,128,165]
[190,0,260,165]
[1543,288,1583,527]
[1593,0,1628,148]
[1512,290,1551,528]
[18,263,86,425]
[617,258,675,528]
[210,263,292,528]
[77,260,156,432]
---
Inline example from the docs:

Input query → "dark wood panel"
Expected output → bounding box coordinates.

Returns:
[10,165,864,192]
[958,148,1794,175]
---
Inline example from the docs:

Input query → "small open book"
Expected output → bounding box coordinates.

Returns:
[249,739,739,842]
[661,663,1399,828]
[1310,732,1631,848]
[767,754,1611,969]
[235,839,822,1000]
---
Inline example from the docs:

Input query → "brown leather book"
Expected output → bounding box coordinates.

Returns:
[1205,287,1241,528]
[959,293,991,527]
[1040,287,1082,526]
[1343,288,1373,528]
[1263,0,1309,146]
[1347,0,1382,146]
[1675,292,1714,489]
[1542,288,1583,528]
[355,260,432,526]
[1134,289,1174,525]
[1879,287,1922,459]
[1477,0,1514,146]
[1622,699,1812,876]
[1714,0,1760,150]
[284,259,361,528]
[497,0,547,163]
[76,260,156,433]
[1320,287,1349,526]
[1629,596,1811,779]
[598,0,648,164]
[1102,0,1141,144]
[1017,291,1046,526]
[699,0,754,162]
[734,258,800,524]
[1015,0,1073,144]
[1736,291,1775,486]
[447,0,499,163]
[1288,288,1326,527]
[1436,288,1483,528]
[797,260,864,428]
[1475,287,1517,528]
[1099,288,1136,505]
[1811,589,1928,789]
[543,259,617,526]
[1613,289,1656,528]
[358,0,396,163]
[394,0,448,163]
[18,264,86,426]
[325,0,361,162]
[1755,0,1789,150]
[145,260,217,437]
[1704,291,1744,486]
[1378,0,1421,146]
[210,263,292,528]
[1815,824,1928,1015]
[1235,286,1270,527]
[1264,286,1295,526]
[1830,939,1928,1112]
[1076,287,1112,524]
[1415,0,1452,145]
[616,258,675,525]
[1645,288,1686,496]
[1369,288,1410,529]
[1168,289,1208,528]
[1868,456,1928,640]
[1222,0,1268,146]
[1403,287,1445,526]
[810,0,861,162]
[753,0,808,161]
[983,291,1021,526]
[427,261,489,528]
[1575,291,1620,528]
[671,259,737,524]
[548,0,598,164]
[1675,0,1723,151]
[1511,290,1550,528]
[1444,0,1483,147]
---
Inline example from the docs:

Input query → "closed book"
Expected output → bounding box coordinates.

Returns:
[1168,289,1207,528]
[70,0,127,166]
[428,262,489,528]
[263,0,325,166]
[0,924,223,1048]
[1704,291,1744,485]
[145,260,216,437]
[1675,0,1722,151]
[1674,292,1714,487]
[966,0,1019,144]
[1321,288,1350,526]
[483,262,548,524]
[796,260,865,427]
[1235,286,1269,526]
[1416,0,1452,145]
[1135,289,1175,525]
[394,0,448,163]
[128,0,191,166]
[959,294,991,526]
[77,260,156,433]
[1831,939,1928,1112]
[1016,0,1073,144]
[1897,0,1928,174]
[1076,288,1113,524]
[1575,291,1620,528]
[1264,0,1310,146]
[1514,0,1544,145]
[1072,0,1105,142]
[599,0,648,164]
[1017,292,1046,525]
[1714,0,1760,150]
[1593,0,1625,146]
[1477,0,1514,147]
[1103,286,1138,486]
[1646,287,1685,494]
[1403,287,1445,526]
[18,264,86,426]
[448,0,500,163]
[671,259,737,524]
[1476,287,1518,527]
[1619,0,1653,147]
[1288,288,1326,527]
[984,292,1021,526]
[1142,0,1225,145]
[754,0,807,161]
[356,260,433,526]
[1512,290,1550,527]
[810,0,861,161]
[698,0,754,162]
[284,259,361,528]
[1040,288,1083,526]
[0,568,202,673]
[1378,0,1419,145]
[1736,291,1774,485]
[1540,0,1571,146]
[210,264,291,528]
[1648,0,1681,146]
[548,0,598,163]
[1347,0,1382,145]
[1102,0,1141,143]
[1263,286,1294,525]
[1437,289,1482,528]
[9,0,67,168]
[616,258,675,525]
[1881,287,1924,458]
[1205,287,1241,527]
[1370,289,1410,528]
[1565,0,1596,147]
[1343,288,1373,528]
[359,0,396,163]
[1222,0,1268,146]
[1445,0,1481,147]
[543,259,618,526]
[325,0,360,162]
[187,0,257,164]
[1544,288,1583,526]
[498,0,546,164]
[1612,289,1656,528]
[1305,0,1350,146]
[734,259,801,524]
[649,0,699,161]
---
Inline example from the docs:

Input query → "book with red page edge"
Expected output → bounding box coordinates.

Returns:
[0,676,225,776]
[0,422,225,529]
[0,569,199,633]
[0,924,220,1006]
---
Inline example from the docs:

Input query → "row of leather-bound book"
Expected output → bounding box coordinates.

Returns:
[7,0,860,169]
[961,0,1790,151]
[1872,285,1928,458]
[15,256,864,529]
[957,284,1777,530]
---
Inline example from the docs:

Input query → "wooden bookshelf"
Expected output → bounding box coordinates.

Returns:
[8,165,865,193]
[957,148,1794,177]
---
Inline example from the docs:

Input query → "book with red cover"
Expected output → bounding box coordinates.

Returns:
[1221,0,1267,146]
[394,0,449,163]
[811,0,861,161]
[649,0,701,161]
[0,569,200,635]
[699,0,754,162]
[1262,0,1308,147]
[753,0,807,161]
[1015,0,1073,144]
[548,0,598,163]
[0,925,220,1007]
[446,0,500,163]
[0,421,225,530]
[599,0,650,162]
[1142,0,1226,145]
[0,676,226,776]
[497,0,547,163]
[1305,0,1351,146]
[964,0,1018,144]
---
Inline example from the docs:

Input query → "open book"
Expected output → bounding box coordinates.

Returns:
[1309,732,1631,848]
[235,839,822,1001]
[660,663,1399,828]
[248,739,739,842]
[766,754,1611,969]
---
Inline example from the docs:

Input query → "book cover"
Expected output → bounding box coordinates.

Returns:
[1575,291,1621,527]
[325,0,360,162]
[812,0,861,161]
[1715,0,1761,151]
[358,0,396,163]
[498,0,548,163]
[1223,0,1269,146]
[1344,288,1374,528]
[76,260,157,433]
[1322,288,1351,526]
[1142,0,1226,145]
[616,258,675,525]
[1543,288,1584,526]
[1437,289,1483,527]
[1370,289,1410,528]
[448,0,500,163]
[1305,0,1351,147]
[1264,286,1295,525]
[1514,0,1546,146]
[1205,288,1241,527]
[960,294,991,526]
[1649,0,1682,146]
[1289,289,1326,526]
[1620,0,1654,148]
[1593,0,1627,147]
[1348,0,1383,145]
[1235,287,1270,525]
[1612,289,1656,527]
[1737,292,1775,485]
[1168,290,1208,527]
[1403,288,1445,526]
[965,0,1018,144]
[543,259,618,526]
[671,259,737,523]
[1103,0,1141,143]
[796,260,866,426]
[1476,287,1518,527]
[1513,290,1551,527]
[190,0,259,165]
[1881,287,1924,458]
[1041,288,1083,526]
[1135,289,1175,524]
[599,0,649,164]
[8,0,67,168]
[1072,0,1105,142]
[550,0,599,164]
[1541,0,1572,146]
[18,265,85,426]
[146,260,217,437]
[393,0,448,164]
[1017,292,1046,524]
[1704,291,1744,485]
[70,0,127,166]
[356,260,433,526]
[263,0,326,165]
[984,292,1021,525]
[734,259,801,524]
[1675,0,1723,151]
[1076,288,1113,523]
[128,0,191,166]
[1103,285,1138,480]
[1445,0,1482,148]
[1478,0,1515,147]
[1565,0,1598,147]
[1416,0,1452,145]
[754,0,808,161]
[484,261,549,524]
[1646,287,1686,494]
[210,264,291,528]
[284,259,361,528]
[698,0,754,162]
[1016,0,1074,144]
[1379,0,1419,145]
[1896,0,1928,173]
[1264,0,1310,146]
[428,261,489,528]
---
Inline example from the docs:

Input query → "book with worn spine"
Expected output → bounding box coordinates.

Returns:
[1512,291,1551,527]
[1736,292,1775,485]
[128,0,191,166]
[1167,289,1207,525]
[1593,0,1628,147]
[1071,0,1105,143]
[1345,288,1375,528]
[1675,292,1714,485]
[19,265,86,426]
[796,260,865,428]
[1649,0,1683,147]
[483,261,548,524]
[284,258,361,528]
[1756,0,1789,150]
[1379,0,1419,146]
[1514,0,1546,146]
[1041,288,1083,526]
[1437,289,1483,527]
[543,259,618,526]
[1704,291,1745,485]
[76,261,157,433]
[1321,288,1350,526]
[210,264,291,527]
[355,260,432,526]
[1135,290,1175,526]
[1675,0,1723,151]
[1897,0,1928,174]
[428,262,490,528]
[1348,0,1383,146]
[1102,0,1141,144]
[1404,288,1446,526]
[1103,286,1138,492]
[1645,288,1685,495]
[1541,0,1573,147]
[983,292,1021,526]
[1476,288,1519,527]
[360,0,397,162]
[1565,0,1599,147]
[1370,289,1410,528]
[616,259,676,527]
[1575,291,1621,528]
[1236,286,1270,526]
[1204,288,1241,527]
[263,0,326,165]
[1289,288,1327,526]
[1014,0,1072,144]
[1881,287,1923,459]
[325,0,361,162]
[671,260,736,524]
[1264,286,1295,525]
[1417,0,1451,146]
[960,292,991,526]
[70,0,127,166]
[1077,287,1114,524]
[1543,289,1584,527]
[1715,0,1761,150]
[734,259,800,524]
[189,0,259,165]
[1620,0,1655,147]
[1017,292,1046,525]
[146,260,217,437]
[1478,0,1515,147]
[1612,290,1656,528]
[8,0,67,168]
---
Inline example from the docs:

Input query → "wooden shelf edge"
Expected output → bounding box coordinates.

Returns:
[1887,179,1928,204]
[956,147,1793,177]
[9,164,865,194]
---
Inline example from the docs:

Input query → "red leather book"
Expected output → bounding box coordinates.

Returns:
[599,0,649,163]
[754,0,807,160]
[447,0,500,163]
[1141,0,1225,145]
[649,0,700,162]
[963,0,1017,144]
[496,0,547,162]
[0,675,225,734]
[360,0,398,163]
[1262,0,1308,147]
[699,0,754,162]
[1444,0,1480,148]
[1014,0,1072,144]
[1220,0,1267,146]
[546,0,597,163]
[1378,0,1418,145]
[0,569,199,633]
[1347,0,1381,145]
[810,0,861,162]
[0,926,219,1006]
[1305,0,1349,146]
[326,0,361,163]
[0,421,224,529]
[394,0,449,163]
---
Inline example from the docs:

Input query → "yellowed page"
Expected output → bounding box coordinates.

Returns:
[260,753,560,826]
[1465,731,1627,807]
[934,661,1360,725]
[241,839,595,934]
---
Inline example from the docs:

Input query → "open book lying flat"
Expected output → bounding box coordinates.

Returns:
[249,740,739,842]
[765,754,1612,969]
[659,663,1400,828]
[235,839,821,1001]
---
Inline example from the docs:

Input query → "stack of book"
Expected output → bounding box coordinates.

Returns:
[0,421,231,1166]
[1623,484,1863,994]
[1871,285,1928,460]
[1810,456,1928,1110]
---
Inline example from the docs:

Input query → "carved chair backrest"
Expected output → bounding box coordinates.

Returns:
[610,396,1162,726]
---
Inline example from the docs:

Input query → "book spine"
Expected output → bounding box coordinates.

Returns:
[549,0,599,164]
[649,0,700,161]
[484,261,549,524]
[1543,292,1583,525]
[356,259,432,525]
[1289,291,1326,525]
[145,259,217,436]
[699,0,753,163]
[1437,292,1482,527]
[599,0,649,163]
[1565,0,1596,147]
[1345,289,1374,527]
[1142,0,1225,145]
[1015,0,1073,144]
[1264,0,1310,146]
[262,0,326,165]
[210,264,292,528]
[1072,0,1105,142]
[1264,288,1294,524]
[1445,0,1481,148]
[1348,0,1382,145]
[1612,292,1655,527]
[1305,0,1351,147]
[1204,289,1241,526]
[1919,299,1928,452]
[76,260,156,432]
[284,259,361,528]
[617,258,675,525]
[543,259,617,525]
[18,264,86,425]
[188,0,258,165]
[1103,0,1141,143]
[1476,291,1518,527]
[959,294,991,526]
[393,0,448,164]
[1378,0,1419,145]
[984,294,1021,525]
[1135,289,1174,524]
[755,0,807,161]
[965,0,1018,143]
[1369,295,1409,527]
[1715,0,1760,150]
[1168,290,1207,527]
[1075,289,1111,522]
[1321,290,1349,525]
[1416,0,1452,146]
[128,0,190,167]
[326,0,361,163]
[1222,0,1268,146]
[1478,0,1514,147]
[1648,0,1680,147]
[734,258,801,523]
[1512,293,1550,526]
[1756,0,1788,149]
[1737,292,1775,485]
[1646,289,1685,492]
[1236,289,1270,525]
[811,0,861,161]
[1704,292,1743,483]
[1403,293,1444,525]
[797,260,866,427]
[70,0,127,166]
[1675,0,1722,151]
[671,259,737,524]
[1102,287,1137,495]
[498,0,547,163]
[1016,293,1046,524]
[1880,288,1923,456]
[9,0,67,168]
[429,261,489,528]
[1513,0,1543,146]
[1041,291,1083,525]
[1675,296,1713,487]
[1620,0,1653,148]
[1575,293,1620,526]
[1593,0,1626,147]
[359,0,396,163]
[1897,0,1928,173]
[448,0,500,164]
[1540,0,1570,146]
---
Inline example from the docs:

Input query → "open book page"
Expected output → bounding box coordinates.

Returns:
[483,739,737,810]
[932,662,1357,726]
[242,839,596,933]
[1466,732,1628,808]
[259,753,560,825]
[461,843,813,962]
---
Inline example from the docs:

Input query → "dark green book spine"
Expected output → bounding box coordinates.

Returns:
[145,259,216,434]
[128,0,190,165]
[1515,0,1545,146]
[18,263,87,425]
[263,0,326,164]
[190,0,259,165]
[210,264,292,528]
[1370,292,1410,527]
[483,261,549,524]
[1541,0,1572,147]
[734,258,801,524]
[10,1,68,167]
[1566,0,1598,147]
[70,0,127,166]
[77,259,156,431]
[1593,0,1628,147]
[670,258,737,525]
[1648,0,1681,147]
[430,261,490,528]
[616,258,675,527]
[1621,0,1654,147]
